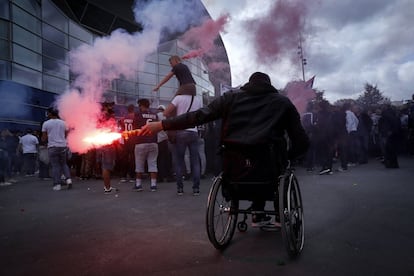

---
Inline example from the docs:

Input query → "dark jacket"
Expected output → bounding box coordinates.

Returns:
[162,82,309,160]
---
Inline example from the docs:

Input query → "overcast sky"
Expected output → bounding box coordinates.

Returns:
[201,0,414,103]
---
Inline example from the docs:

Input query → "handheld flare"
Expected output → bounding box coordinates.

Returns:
[121,129,142,140]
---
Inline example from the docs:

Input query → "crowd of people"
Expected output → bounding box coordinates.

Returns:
[0,102,210,192]
[301,97,414,175]
[1,62,413,199]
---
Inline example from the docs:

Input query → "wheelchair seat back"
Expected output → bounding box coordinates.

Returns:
[221,143,287,201]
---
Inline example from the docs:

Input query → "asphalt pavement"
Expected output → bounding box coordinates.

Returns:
[1,155,414,276]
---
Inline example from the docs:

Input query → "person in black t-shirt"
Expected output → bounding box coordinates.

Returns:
[132,99,159,192]
[153,55,196,96]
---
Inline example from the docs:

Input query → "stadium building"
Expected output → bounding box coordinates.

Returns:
[0,0,231,131]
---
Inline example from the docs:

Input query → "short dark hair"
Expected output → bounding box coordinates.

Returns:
[248,72,271,85]
[127,104,135,113]
[47,107,59,116]
[137,98,150,108]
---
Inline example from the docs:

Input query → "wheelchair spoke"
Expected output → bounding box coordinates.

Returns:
[206,175,238,249]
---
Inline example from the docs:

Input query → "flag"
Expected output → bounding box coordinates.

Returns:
[305,75,315,89]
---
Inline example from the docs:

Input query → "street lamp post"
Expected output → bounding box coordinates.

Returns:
[297,35,307,81]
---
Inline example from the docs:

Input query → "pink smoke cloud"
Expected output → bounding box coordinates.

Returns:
[245,0,309,65]
[284,79,316,114]
[52,1,230,154]
[57,27,160,153]
[181,14,230,59]
[207,61,229,72]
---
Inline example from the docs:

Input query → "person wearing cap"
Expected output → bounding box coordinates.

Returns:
[142,72,309,226]
[161,82,202,196]
[156,105,173,183]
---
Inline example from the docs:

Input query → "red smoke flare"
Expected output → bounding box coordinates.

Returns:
[83,130,122,147]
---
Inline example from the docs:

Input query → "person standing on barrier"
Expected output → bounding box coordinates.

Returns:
[142,72,309,225]
[153,55,196,96]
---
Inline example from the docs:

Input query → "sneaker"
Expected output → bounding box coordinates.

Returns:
[337,167,347,172]
[120,179,127,183]
[177,188,184,196]
[252,212,272,227]
[193,189,200,196]
[66,178,72,189]
[104,187,113,194]
[319,168,333,175]
[183,173,191,180]
[0,181,12,186]
[53,184,61,191]
[150,185,157,192]
[134,185,143,192]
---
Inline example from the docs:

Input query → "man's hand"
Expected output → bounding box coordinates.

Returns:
[153,86,159,92]
[141,122,163,136]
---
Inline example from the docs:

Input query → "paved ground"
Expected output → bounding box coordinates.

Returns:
[1,156,414,276]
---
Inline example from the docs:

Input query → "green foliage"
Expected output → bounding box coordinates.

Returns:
[333,98,356,107]
[356,83,390,109]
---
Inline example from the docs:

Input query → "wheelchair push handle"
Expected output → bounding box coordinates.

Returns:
[285,160,296,173]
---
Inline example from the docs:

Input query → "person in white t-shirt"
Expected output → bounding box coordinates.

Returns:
[18,128,39,176]
[41,108,72,191]
[163,94,202,196]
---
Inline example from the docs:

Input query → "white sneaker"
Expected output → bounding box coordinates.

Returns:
[0,181,12,186]
[53,184,61,191]
[66,178,72,189]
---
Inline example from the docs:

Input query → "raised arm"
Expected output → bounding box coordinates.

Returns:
[153,71,174,92]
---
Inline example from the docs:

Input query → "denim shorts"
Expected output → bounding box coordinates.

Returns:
[134,143,158,173]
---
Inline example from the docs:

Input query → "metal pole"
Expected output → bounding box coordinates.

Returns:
[298,34,306,81]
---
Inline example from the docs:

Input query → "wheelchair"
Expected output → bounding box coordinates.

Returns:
[205,143,305,257]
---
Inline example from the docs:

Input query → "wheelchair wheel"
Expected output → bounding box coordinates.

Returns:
[206,173,238,250]
[279,171,305,257]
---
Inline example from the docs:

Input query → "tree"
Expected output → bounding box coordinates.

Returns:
[333,98,356,107]
[356,83,390,109]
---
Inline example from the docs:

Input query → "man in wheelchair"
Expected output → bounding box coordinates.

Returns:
[142,72,309,226]
[220,142,289,227]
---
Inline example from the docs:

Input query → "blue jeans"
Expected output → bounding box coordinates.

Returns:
[48,147,71,185]
[174,131,200,190]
